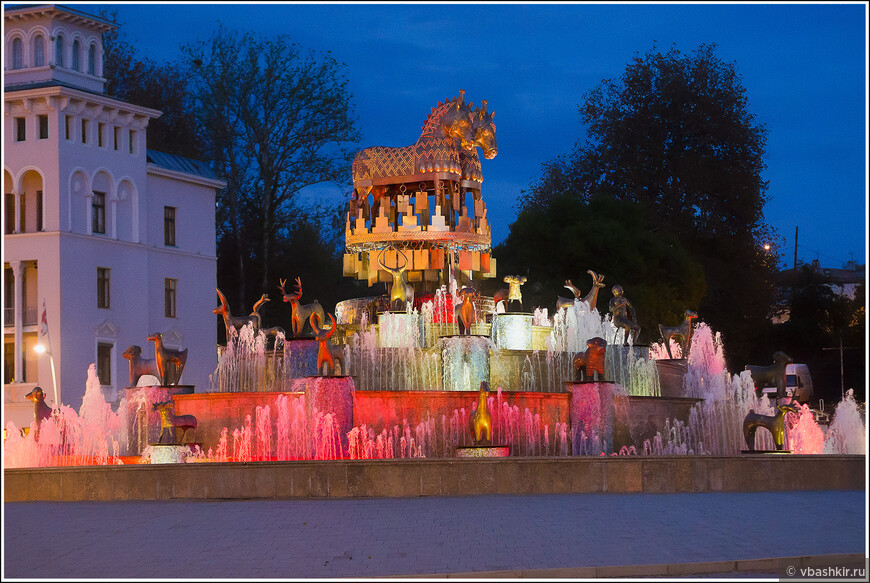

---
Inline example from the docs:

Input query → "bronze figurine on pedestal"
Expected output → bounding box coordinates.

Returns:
[658,310,698,359]
[122,345,159,387]
[311,312,344,376]
[146,332,188,386]
[378,247,414,312]
[494,275,527,312]
[743,400,800,451]
[469,381,493,445]
[746,351,793,399]
[609,284,641,346]
[213,289,269,340]
[559,270,607,311]
[455,286,480,334]
[153,401,197,444]
[573,337,607,381]
[278,277,325,337]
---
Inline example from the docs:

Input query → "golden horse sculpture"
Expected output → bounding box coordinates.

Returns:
[153,401,197,444]
[469,381,493,445]
[378,247,414,311]
[310,312,343,376]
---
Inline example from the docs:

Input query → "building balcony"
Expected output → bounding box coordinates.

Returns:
[3,307,38,327]
[4,307,12,327]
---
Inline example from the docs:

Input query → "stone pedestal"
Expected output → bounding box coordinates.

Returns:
[455,445,510,457]
[565,381,622,455]
[122,384,195,456]
[148,444,197,464]
[491,313,533,350]
[655,358,688,397]
[440,335,490,392]
[284,337,320,378]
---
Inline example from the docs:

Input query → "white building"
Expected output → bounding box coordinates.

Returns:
[3,4,223,429]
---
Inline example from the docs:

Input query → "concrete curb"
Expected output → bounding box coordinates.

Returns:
[404,553,868,578]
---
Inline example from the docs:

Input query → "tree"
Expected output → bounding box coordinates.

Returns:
[182,27,360,310]
[494,193,706,338]
[100,10,199,157]
[520,43,776,369]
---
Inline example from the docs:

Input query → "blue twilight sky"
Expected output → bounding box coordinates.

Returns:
[69,1,867,268]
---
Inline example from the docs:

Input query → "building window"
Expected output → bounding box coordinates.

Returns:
[3,341,14,384]
[165,278,177,318]
[97,342,112,386]
[12,37,23,69]
[4,193,14,234]
[97,267,111,309]
[65,115,72,140]
[72,39,80,71]
[34,35,45,67]
[87,44,96,75]
[38,115,49,139]
[92,191,106,234]
[164,206,176,246]
[36,190,44,232]
[81,119,89,144]
[55,34,64,67]
[128,129,136,154]
[15,117,26,142]
[19,195,26,233]
[98,122,105,147]
[4,267,13,327]
[113,126,120,150]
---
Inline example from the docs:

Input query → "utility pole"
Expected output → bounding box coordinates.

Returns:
[793,226,798,269]
[822,335,858,401]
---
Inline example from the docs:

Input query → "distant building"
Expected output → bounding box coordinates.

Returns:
[3,4,223,428]
[770,259,865,324]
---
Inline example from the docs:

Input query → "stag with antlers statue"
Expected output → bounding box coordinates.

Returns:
[278,277,325,337]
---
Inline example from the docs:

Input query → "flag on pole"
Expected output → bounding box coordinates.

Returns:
[40,300,48,337]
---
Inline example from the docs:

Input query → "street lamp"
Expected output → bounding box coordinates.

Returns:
[34,343,59,411]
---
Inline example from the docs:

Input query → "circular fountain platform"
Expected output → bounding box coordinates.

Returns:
[455,445,510,457]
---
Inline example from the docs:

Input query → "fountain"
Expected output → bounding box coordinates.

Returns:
[3,91,865,476]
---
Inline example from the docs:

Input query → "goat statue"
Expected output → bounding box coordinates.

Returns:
[278,277,325,337]
[743,400,801,451]
[213,289,268,340]
[493,275,527,312]
[146,332,188,386]
[310,312,344,376]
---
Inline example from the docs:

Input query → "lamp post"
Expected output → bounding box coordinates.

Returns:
[34,343,59,411]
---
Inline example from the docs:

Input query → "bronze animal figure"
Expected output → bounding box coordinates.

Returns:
[658,310,699,359]
[310,312,343,376]
[557,271,606,311]
[247,293,270,335]
[494,275,527,312]
[278,277,325,337]
[454,286,480,334]
[745,351,793,399]
[609,284,641,346]
[25,386,54,427]
[213,288,265,339]
[146,332,188,386]
[378,248,414,311]
[743,401,801,451]
[573,337,608,381]
[121,345,159,387]
[153,401,197,444]
[469,381,492,445]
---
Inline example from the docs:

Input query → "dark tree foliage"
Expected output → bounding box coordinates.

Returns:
[761,269,865,402]
[519,43,776,370]
[100,11,200,157]
[494,193,706,339]
[182,26,360,311]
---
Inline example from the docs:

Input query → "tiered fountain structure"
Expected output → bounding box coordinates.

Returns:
[3,91,865,469]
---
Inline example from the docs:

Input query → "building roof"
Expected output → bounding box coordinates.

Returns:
[776,261,865,287]
[3,4,118,32]
[147,150,219,181]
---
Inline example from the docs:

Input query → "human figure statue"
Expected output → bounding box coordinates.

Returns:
[609,284,641,346]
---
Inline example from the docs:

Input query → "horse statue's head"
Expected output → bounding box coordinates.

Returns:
[438,89,476,150]
[471,100,497,159]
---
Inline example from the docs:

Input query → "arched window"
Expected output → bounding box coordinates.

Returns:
[12,37,23,69]
[87,44,96,75]
[72,39,80,71]
[34,35,45,67]
[55,34,64,67]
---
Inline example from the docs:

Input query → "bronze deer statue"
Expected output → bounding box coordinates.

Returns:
[122,345,159,387]
[153,401,197,444]
[146,332,188,386]
[743,400,801,451]
[213,289,267,339]
[378,247,414,311]
[310,312,343,376]
[658,310,699,359]
[557,270,606,311]
[454,286,480,334]
[278,277,325,337]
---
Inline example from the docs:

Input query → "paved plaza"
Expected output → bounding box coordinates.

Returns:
[3,490,866,579]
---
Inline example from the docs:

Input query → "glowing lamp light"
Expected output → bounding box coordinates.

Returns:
[34,343,47,354]
[763,243,771,251]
